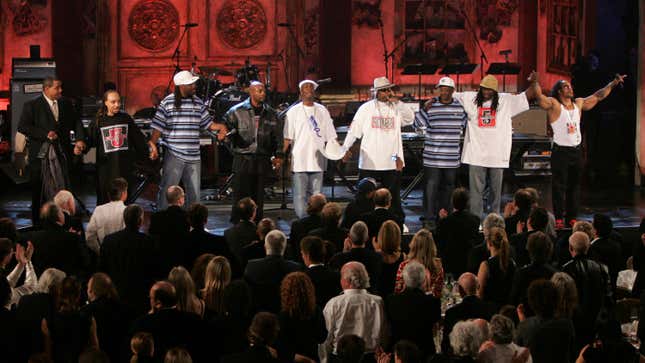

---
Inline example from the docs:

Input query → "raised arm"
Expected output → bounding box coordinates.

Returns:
[530,72,557,111]
[579,74,626,111]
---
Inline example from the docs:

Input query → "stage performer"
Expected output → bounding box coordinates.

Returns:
[283,79,337,218]
[534,73,625,228]
[85,90,149,205]
[149,70,227,210]
[18,76,86,225]
[415,76,468,229]
[341,76,415,222]
[430,72,539,220]
[224,81,284,222]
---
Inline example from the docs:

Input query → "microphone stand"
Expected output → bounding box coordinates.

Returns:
[165,25,192,94]
[457,7,488,79]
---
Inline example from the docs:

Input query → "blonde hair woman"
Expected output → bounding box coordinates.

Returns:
[394,229,444,297]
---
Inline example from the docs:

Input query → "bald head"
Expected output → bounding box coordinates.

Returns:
[307,193,327,216]
[374,188,392,208]
[166,185,185,207]
[569,231,590,256]
[249,81,266,106]
[149,281,177,311]
[458,272,478,297]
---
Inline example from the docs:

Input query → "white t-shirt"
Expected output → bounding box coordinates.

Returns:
[342,100,415,170]
[455,91,529,168]
[284,102,337,172]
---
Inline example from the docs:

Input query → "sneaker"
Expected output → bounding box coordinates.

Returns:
[555,219,565,230]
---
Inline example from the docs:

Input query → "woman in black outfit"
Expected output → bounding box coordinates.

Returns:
[374,220,404,297]
[477,227,516,309]
[86,90,148,205]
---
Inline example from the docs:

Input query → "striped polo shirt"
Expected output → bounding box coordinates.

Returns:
[415,98,467,168]
[152,94,213,162]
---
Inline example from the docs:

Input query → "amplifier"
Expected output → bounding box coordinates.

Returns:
[12,58,56,79]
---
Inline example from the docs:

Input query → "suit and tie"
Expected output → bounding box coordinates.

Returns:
[18,94,84,223]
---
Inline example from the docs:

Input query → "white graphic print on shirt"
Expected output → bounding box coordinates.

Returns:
[100,124,129,153]
[478,107,496,128]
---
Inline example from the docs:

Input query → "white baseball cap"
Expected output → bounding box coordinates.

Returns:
[436,76,455,89]
[298,79,319,90]
[173,70,199,86]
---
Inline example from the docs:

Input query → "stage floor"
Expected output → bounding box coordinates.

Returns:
[0,170,643,236]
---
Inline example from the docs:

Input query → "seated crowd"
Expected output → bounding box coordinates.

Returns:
[1,177,645,363]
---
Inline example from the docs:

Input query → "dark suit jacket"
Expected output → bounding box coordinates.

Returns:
[99,228,161,315]
[244,255,303,313]
[26,223,90,277]
[361,208,404,242]
[328,247,383,293]
[289,214,322,260]
[436,210,480,276]
[308,225,348,256]
[442,295,495,354]
[148,206,190,272]
[18,95,84,163]
[186,228,242,278]
[130,308,206,362]
[305,264,341,307]
[221,344,280,363]
[509,262,558,307]
[589,237,622,291]
[81,297,133,363]
[385,288,441,357]
[225,220,258,269]
[0,307,18,363]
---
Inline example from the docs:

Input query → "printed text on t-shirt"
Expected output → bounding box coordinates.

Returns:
[371,116,395,130]
[477,107,497,128]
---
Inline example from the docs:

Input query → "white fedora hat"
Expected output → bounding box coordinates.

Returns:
[371,76,396,91]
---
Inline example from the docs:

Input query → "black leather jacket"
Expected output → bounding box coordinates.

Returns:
[562,254,612,319]
[223,99,284,158]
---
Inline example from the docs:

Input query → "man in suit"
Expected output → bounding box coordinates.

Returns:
[328,221,383,293]
[385,261,441,359]
[130,281,206,362]
[225,197,259,270]
[300,236,341,307]
[148,185,190,273]
[100,204,161,315]
[244,230,302,313]
[289,193,326,261]
[27,202,89,278]
[361,188,403,242]
[589,213,622,292]
[510,206,551,268]
[442,272,495,354]
[18,76,86,225]
[435,187,480,276]
[186,203,241,277]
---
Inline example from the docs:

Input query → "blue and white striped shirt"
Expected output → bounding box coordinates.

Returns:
[152,94,213,162]
[415,98,467,168]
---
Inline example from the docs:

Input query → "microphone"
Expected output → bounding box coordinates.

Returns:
[277,23,293,27]
[316,77,332,84]
[499,49,512,55]
[183,23,199,28]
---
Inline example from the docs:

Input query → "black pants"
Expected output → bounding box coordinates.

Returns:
[230,155,272,223]
[359,169,405,222]
[551,144,582,222]
[29,160,43,225]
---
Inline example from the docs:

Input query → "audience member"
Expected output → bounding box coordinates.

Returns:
[224,197,258,268]
[310,202,348,254]
[290,193,327,260]
[206,280,254,358]
[449,320,489,363]
[201,256,232,318]
[556,220,594,267]
[244,230,302,313]
[385,261,441,358]
[510,231,557,308]
[394,229,444,297]
[373,220,404,297]
[589,213,622,292]
[478,314,531,363]
[1,238,37,307]
[577,319,644,363]
[436,187,480,276]
[191,253,215,292]
[53,189,84,234]
[100,204,161,315]
[504,189,533,238]
[243,217,274,263]
[186,203,240,276]
[148,185,190,273]
[631,218,645,297]
[329,221,383,293]
[277,272,327,362]
[300,236,341,307]
[467,213,505,273]
[361,188,404,242]
[168,266,204,317]
[0,217,18,242]
[510,207,551,267]
[523,187,556,238]
[130,331,155,363]
[322,262,386,362]
[477,227,516,309]
[85,177,127,255]
[336,334,366,363]
[341,177,377,229]
[0,277,17,362]
[221,312,281,363]
[27,202,90,277]
[164,347,193,363]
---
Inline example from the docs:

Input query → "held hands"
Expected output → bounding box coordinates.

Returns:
[148,141,158,160]
[341,150,352,163]
[210,123,228,141]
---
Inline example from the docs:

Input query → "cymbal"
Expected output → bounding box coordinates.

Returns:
[199,67,234,76]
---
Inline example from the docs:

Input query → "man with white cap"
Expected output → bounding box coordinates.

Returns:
[149,70,227,210]
[224,81,284,223]
[341,76,415,221]
[283,79,337,218]
[430,72,539,220]
[415,76,468,229]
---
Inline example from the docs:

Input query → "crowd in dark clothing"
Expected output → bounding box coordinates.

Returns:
[0,179,644,363]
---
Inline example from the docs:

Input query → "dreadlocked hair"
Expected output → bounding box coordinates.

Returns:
[475,88,499,112]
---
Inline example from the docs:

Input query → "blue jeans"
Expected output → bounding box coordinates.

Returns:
[157,152,201,210]
[468,165,503,220]
[292,172,323,218]
[424,167,457,221]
